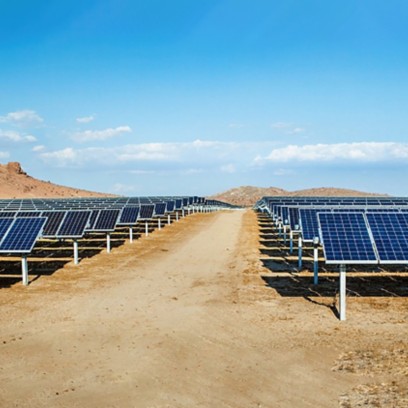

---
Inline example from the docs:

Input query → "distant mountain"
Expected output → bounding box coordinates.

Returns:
[0,162,113,198]
[210,185,387,207]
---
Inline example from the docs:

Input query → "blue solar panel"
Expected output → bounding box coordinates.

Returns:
[166,201,175,212]
[318,212,377,264]
[0,217,47,253]
[88,210,100,230]
[299,209,321,242]
[288,207,299,229]
[366,212,408,263]
[16,211,42,218]
[57,211,91,238]
[0,212,16,218]
[0,218,14,241]
[42,211,67,237]
[118,206,140,225]
[139,204,155,220]
[154,203,166,216]
[175,199,183,210]
[91,209,120,231]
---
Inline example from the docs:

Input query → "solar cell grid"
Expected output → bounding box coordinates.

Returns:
[166,201,175,212]
[0,218,14,241]
[118,206,140,225]
[0,217,47,253]
[139,204,155,220]
[92,209,120,231]
[366,212,408,263]
[318,212,377,264]
[288,207,299,229]
[154,203,166,216]
[57,211,91,238]
[42,211,67,237]
[0,212,16,218]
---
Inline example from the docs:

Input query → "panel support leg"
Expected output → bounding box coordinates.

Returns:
[339,264,347,321]
[298,235,303,270]
[313,245,319,285]
[107,233,111,254]
[290,231,294,254]
[283,225,287,245]
[176,212,179,221]
[73,239,79,265]
[168,214,171,225]
[129,227,133,243]
[21,256,29,286]
[145,221,149,236]
[158,218,161,230]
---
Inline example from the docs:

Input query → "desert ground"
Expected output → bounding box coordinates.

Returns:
[0,209,407,407]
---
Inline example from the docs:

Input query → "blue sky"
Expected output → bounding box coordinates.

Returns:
[1,0,408,196]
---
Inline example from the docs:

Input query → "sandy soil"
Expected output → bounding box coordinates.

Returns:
[0,210,407,407]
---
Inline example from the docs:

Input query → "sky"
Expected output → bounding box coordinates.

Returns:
[1,0,408,196]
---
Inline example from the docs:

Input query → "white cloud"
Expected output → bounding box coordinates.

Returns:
[32,145,46,152]
[72,126,131,143]
[271,122,306,135]
[112,183,137,194]
[256,142,408,164]
[40,139,275,170]
[76,115,95,124]
[0,151,9,159]
[0,110,43,125]
[288,127,305,135]
[220,164,236,173]
[0,130,37,143]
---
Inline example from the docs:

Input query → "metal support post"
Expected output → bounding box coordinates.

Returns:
[176,212,179,221]
[21,256,29,286]
[283,225,287,245]
[158,218,161,230]
[145,221,149,236]
[313,237,319,285]
[129,227,133,243]
[107,233,111,254]
[290,230,294,254]
[73,239,79,265]
[168,214,171,225]
[298,235,303,270]
[339,264,347,321]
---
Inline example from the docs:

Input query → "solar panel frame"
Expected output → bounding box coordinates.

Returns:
[0,218,14,242]
[366,212,408,264]
[139,204,155,220]
[41,211,67,238]
[154,202,166,217]
[89,209,120,232]
[118,206,140,225]
[318,212,378,265]
[56,210,92,239]
[0,217,47,253]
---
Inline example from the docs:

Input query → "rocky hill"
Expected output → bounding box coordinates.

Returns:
[210,185,387,207]
[0,162,113,198]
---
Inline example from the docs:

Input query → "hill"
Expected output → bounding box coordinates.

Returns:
[0,162,113,198]
[210,185,387,207]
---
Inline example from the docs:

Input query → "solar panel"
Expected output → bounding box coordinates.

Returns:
[57,211,92,238]
[91,209,120,231]
[166,201,175,212]
[118,206,140,225]
[88,210,100,230]
[0,212,16,218]
[0,217,47,253]
[288,207,299,229]
[139,204,155,220]
[175,199,183,210]
[299,209,321,242]
[0,218,14,241]
[366,212,408,264]
[318,212,377,264]
[154,203,166,216]
[16,211,42,218]
[41,211,67,237]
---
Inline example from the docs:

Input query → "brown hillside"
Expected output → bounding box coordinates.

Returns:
[210,185,387,207]
[0,162,113,199]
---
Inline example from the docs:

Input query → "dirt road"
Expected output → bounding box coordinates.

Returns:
[0,210,407,407]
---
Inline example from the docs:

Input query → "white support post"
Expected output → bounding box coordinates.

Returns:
[73,239,79,265]
[278,222,282,238]
[283,225,287,245]
[313,246,319,285]
[21,256,29,286]
[339,264,347,321]
[298,235,303,270]
[168,214,171,225]
[129,227,133,243]
[107,233,111,254]
[182,208,185,217]
[145,221,149,236]
[176,212,179,221]
[188,208,191,215]
[290,230,294,254]
[158,218,161,230]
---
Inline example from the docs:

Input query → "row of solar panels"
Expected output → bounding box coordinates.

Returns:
[256,196,408,265]
[0,196,205,211]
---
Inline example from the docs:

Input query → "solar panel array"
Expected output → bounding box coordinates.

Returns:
[256,196,408,265]
[91,209,120,231]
